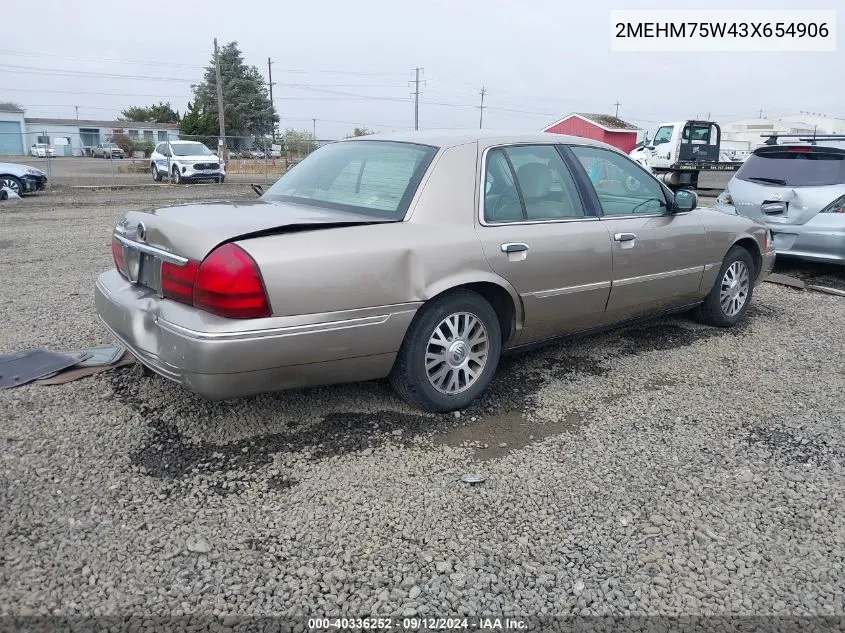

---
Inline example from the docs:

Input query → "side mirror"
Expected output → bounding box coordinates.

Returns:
[673,189,698,213]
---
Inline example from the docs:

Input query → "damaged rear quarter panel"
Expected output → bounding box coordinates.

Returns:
[238,141,513,319]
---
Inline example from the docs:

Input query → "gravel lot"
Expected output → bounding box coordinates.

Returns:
[1,187,844,623]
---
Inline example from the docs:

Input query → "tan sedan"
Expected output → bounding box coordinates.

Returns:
[95,131,775,412]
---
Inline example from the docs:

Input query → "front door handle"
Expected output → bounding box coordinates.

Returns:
[501,242,529,253]
[614,232,637,242]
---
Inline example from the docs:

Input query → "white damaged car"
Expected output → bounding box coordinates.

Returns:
[150,140,226,184]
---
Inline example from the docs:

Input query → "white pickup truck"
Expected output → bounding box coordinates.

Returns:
[629,120,740,189]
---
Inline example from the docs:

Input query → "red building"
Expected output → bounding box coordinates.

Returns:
[543,112,641,153]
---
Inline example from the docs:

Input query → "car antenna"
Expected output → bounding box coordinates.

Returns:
[250,183,264,197]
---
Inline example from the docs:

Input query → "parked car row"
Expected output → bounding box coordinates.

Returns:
[229,149,282,159]
[715,141,845,265]
[97,130,774,413]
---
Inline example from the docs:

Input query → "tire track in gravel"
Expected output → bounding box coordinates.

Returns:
[112,300,787,491]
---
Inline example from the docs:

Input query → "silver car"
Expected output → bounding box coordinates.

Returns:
[715,144,845,264]
[96,131,774,412]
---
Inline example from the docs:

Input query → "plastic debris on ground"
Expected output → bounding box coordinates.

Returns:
[1,186,21,200]
[0,349,85,389]
[460,473,486,485]
[35,346,133,385]
[0,346,134,388]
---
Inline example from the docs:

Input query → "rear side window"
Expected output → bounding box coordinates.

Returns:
[737,150,845,186]
[483,145,585,223]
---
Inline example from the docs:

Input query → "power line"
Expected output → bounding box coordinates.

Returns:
[0,49,408,76]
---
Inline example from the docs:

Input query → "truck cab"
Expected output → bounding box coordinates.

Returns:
[630,120,739,189]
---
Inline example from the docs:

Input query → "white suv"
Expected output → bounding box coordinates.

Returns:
[150,140,226,184]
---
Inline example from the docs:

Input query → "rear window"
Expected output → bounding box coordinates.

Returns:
[262,140,438,219]
[736,149,845,186]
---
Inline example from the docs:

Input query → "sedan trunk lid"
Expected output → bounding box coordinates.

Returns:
[116,199,396,262]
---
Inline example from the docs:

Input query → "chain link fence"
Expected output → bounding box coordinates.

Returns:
[0,130,333,188]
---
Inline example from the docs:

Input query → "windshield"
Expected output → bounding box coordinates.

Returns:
[262,140,438,219]
[171,142,214,156]
[737,149,845,187]
[104,143,117,148]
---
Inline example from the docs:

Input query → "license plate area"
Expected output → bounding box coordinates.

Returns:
[124,246,162,294]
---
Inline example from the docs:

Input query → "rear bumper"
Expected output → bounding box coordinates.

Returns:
[770,224,845,265]
[94,269,417,400]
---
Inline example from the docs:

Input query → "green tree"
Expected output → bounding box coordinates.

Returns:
[190,41,278,141]
[281,128,317,156]
[120,102,180,123]
[179,101,218,149]
[350,126,374,137]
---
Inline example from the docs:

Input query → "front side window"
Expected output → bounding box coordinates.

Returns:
[483,145,585,223]
[262,140,437,219]
[571,146,668,216]
[651,126,673,145]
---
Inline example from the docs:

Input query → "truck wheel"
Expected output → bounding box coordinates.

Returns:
[389,289,502,413]
[693,245,755,328]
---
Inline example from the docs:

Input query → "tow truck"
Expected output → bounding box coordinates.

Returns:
[629,120,740,189]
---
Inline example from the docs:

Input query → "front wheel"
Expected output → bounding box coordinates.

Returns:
[693,245,755,327]
[171,166,182,184]
[151,164,162,182]
[0,175,23,196]
[389,289,502,412]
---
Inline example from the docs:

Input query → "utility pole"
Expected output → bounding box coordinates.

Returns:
[410,67,423,131]
[214,38,227,159]
[74,106,79,120]
[614,101,621,118]
[479,86,486,129]
[312,118,316,140]
[759,108,764,118]
[268,57,276,141]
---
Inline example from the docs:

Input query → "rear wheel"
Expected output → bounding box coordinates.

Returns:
[0,175,23,195]
[693,245,755,327]
[389,289,501,413]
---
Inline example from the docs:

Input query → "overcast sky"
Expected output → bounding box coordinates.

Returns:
[1,0,841,139]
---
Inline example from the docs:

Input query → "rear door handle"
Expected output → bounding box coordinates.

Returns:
[501,242,529,253]
[614,232,637,242]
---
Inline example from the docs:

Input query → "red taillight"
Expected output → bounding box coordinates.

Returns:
[111,237,126,275]
[162,259,199,305]
[787,147,812,152]
[161,243,271,319]
[194,244,271,319]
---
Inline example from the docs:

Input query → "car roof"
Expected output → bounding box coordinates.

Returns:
[338,129,621,152]
[753,144,845,155]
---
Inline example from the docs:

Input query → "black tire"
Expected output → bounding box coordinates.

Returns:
[389,289,502,413]
[0,175,23,196]
[151,164,162,182]
[171,166,182,184]
[693,245,755,327]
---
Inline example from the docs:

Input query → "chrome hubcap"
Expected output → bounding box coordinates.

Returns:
[719,260,750,317]
[426,312,489,395]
